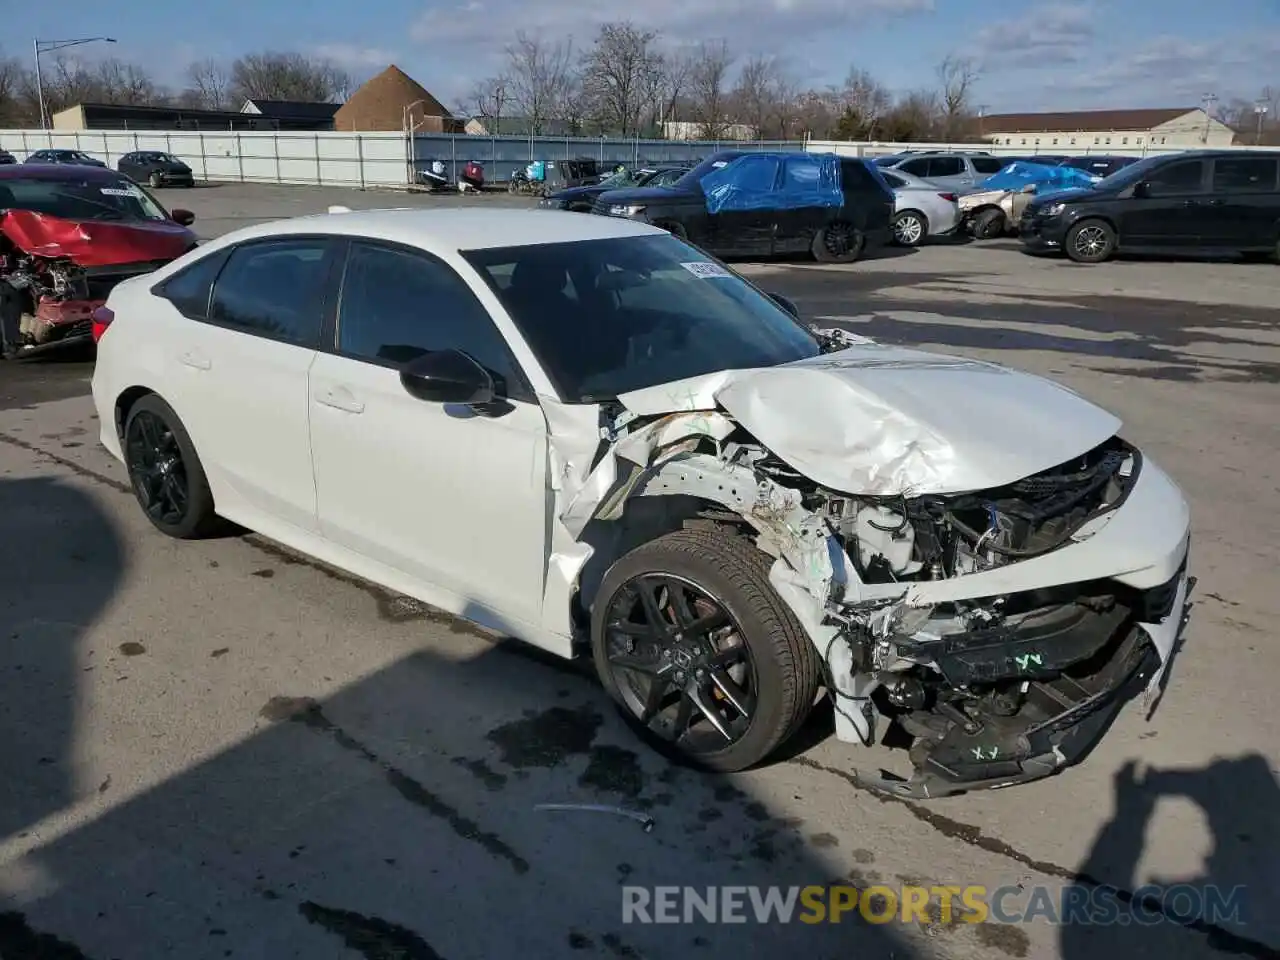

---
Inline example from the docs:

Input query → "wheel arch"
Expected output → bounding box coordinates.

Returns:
[114,385,158,443]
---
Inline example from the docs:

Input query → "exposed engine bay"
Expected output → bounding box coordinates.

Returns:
[543,327,1192,798]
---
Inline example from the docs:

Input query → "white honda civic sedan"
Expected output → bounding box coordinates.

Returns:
[91,207,1192,797]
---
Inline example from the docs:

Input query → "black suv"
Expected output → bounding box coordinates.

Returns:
[1020,150,1280,263]
[118,151,194,187]
[591,151,894,262]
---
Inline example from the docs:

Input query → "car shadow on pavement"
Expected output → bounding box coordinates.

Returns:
[0,475,126,862]
[1059,756,1280,959]
[0,605,930,959]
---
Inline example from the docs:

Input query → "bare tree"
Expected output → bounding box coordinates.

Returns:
[229,51,350,103]
[936,54,979,139]
[462,77,510,131]
[95,59,159,105]
[578,22,664,137]
[0,55,30,125]
[500,31,575,135]
[181,58,233,110]
[835,67,892,139]
[649,45,694,133]
[687,39,734,139]
[881,89,941,142]
[733,55,789,139]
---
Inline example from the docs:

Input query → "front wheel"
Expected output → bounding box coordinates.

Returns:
[123,394,221,539]
[970,208,1005,240]
[149,171,163,188]
[811,222,865,263]
[1065,219,1116,263]
[591,528,822,772]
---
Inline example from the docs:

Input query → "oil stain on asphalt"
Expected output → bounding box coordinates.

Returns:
[299,901,446,960]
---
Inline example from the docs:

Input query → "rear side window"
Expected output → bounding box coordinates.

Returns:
[840,159,883,192]
[1213,157,1278,193]
[208,238,332,347]
[971,157,1005,174]
[154,249,229,320]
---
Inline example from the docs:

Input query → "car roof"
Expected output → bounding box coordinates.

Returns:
[0,163,121,182]
[202,207,668,255]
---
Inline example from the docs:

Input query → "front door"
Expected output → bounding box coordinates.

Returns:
[704,154,780,257]
[307,239,549,628]
[1208,155,1280,249]
[161,236,338,534]
[1120,158,1208,248]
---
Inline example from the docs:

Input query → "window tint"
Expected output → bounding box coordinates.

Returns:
[337,242,533,402]
[927,156,964,177]
[1146,160,1205,195]
[971,157,1005,174]
[208,239,331,347]
[156,249,228,319]
[722,155,780,192]
[840,159,880,192]
[899,158,930,177]
[881,171,906,188]
[1213,157,1278,193]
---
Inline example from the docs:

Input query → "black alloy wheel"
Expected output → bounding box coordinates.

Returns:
[600,572,759,755]
[123,395,220,538]
[812,222,864,263]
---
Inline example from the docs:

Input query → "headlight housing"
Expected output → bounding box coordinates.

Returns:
[609,204,646,217]
[1043,201,1066,216]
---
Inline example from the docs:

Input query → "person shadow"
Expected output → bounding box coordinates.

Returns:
[1060,755,1280,959]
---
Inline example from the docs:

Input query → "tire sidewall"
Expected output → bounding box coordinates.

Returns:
[1065,219,1115,263]
[973,208,1004,239]
[893,210,926,246]
[590,538,792,772]
[124,395,214,538]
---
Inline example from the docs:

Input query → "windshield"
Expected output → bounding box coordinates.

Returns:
[1089,155,1162,190]
[0,176,170,222]
[462,233,820,402]
[673,154,745,189]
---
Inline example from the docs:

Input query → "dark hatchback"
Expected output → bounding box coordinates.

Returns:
[540,164,690,212]
[591,151,895,262]
[1020,150,1280,263]
[118,151,195,187]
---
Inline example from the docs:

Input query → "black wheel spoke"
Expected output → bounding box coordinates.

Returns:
[710,668,753,717]
[637,580,671,636]
[670,693,695,742]
[687,607,730,637]
[609,650,661,675]
[686,683,733,741]
[126,410,190,527]
[639,675,670,723]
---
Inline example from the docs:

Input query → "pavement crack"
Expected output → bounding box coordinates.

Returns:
[299,901,447,959]
[790,756,1280,959]
[260,697,529,875]
[0,432,131,494]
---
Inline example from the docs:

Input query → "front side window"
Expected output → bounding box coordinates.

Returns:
[208,238,332,347]
[1146,160,1206,196]
[899,158,930,177]
[463,233,819,402]
[928,157,964,177]
[336,242,534,402]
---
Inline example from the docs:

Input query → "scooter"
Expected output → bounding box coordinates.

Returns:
[418,160,449,191]
[458,160,485,194]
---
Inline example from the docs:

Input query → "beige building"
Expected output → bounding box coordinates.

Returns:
[980,107,1238,151]
[662,120,758,141]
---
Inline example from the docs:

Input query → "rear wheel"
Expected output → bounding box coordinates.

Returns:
[149,171,163,188]
[812,222,864,263]
[1065,219,1116,264]
[123,394,221,539]
[591,528,822,772]
[892,210,928,246]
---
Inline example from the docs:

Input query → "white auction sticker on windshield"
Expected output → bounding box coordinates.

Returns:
[100,187,139,196]
[681,261,732,279]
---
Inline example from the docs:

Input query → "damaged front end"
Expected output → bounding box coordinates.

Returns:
[544,329,1192,798]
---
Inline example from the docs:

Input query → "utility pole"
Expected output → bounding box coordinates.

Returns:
[1256,100,1270,145]
[33,37,117,129]
[1200,92,1217,143]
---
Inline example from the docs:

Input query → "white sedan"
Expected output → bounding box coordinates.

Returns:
[91,208,1192,797]
[879,168,962,246]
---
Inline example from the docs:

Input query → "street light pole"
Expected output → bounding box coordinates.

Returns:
[32,37,117,129]
[1256,101,1270,146]
[1200,92,1217,144]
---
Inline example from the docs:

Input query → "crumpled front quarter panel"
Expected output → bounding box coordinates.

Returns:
[0,210,194,266]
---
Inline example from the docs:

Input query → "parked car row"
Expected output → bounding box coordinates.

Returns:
[0,148,196,186]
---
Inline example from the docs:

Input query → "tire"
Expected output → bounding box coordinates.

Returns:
[1064,218,1116,264]
[811,222,865,263]
[149,171,163,188]
[507,179,519,194]
[971,208,1005,240]
[0,281,25,360]
[122,394,221,539]
[590,527,822,773]
[892,210,928,247]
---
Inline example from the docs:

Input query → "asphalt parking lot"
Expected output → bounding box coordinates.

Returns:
[1,182,1278,960]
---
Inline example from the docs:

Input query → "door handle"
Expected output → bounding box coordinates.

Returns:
[315,387,365,414]
[1182,199,1201,207]
[1204,198,1224,206]
[178,350,211,370]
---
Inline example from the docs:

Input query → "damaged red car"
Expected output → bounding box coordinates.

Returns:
[0,164,198,359]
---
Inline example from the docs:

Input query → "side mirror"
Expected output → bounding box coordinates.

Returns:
[171,208,195,226]
[768,291,800,318]
[1133,181,1152,199]
[400,349,495,405]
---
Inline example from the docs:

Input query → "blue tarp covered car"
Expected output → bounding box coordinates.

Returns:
[958,161,1104,239]
[974,160,1101,194]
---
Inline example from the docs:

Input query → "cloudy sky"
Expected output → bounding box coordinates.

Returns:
[13,0,1280,113]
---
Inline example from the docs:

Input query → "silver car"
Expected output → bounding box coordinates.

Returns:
[878,151,1007,192]
[879,168,962,246]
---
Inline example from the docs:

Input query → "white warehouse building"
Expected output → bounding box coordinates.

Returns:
[979,107,1237,152]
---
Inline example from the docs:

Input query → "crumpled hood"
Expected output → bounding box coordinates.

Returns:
[616,341,1122,496]
[0,209,195,267]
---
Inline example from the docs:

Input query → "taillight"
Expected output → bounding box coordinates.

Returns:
[939,193,958,202]
[91,306,114,343]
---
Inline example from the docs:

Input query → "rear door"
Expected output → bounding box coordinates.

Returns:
[705,154,782,257]
[773,155,836,254]
[1120,158,1208,248]
[1208,155,1280,249]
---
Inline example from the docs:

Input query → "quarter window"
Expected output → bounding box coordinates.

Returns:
[971,157,1005,174]
[1213,157,1278,193]
[155,249,229,320]
[208,238,332,347]
[336,242,534,402]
